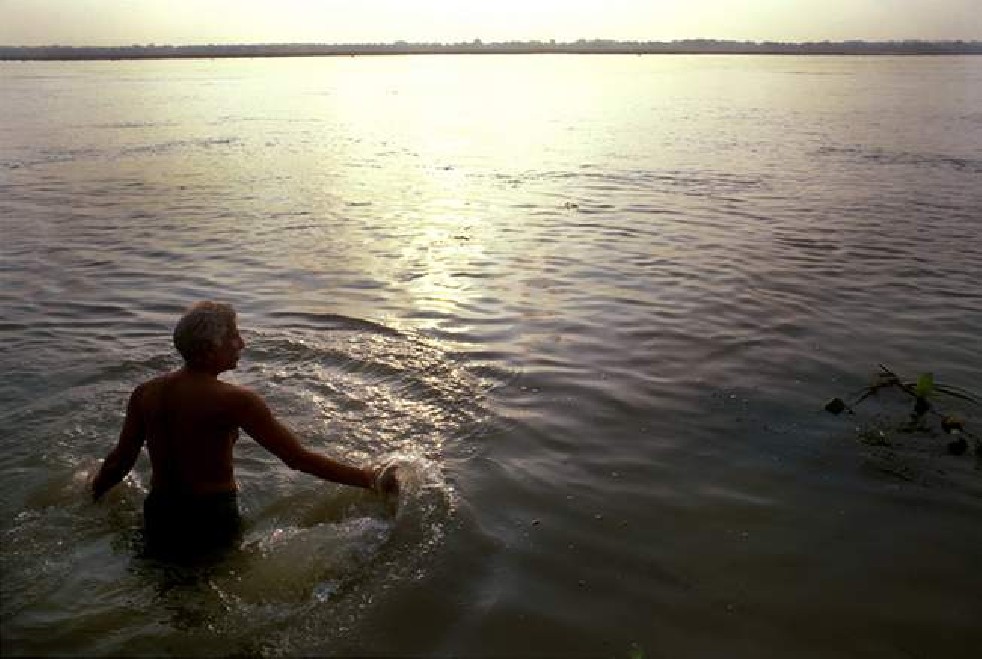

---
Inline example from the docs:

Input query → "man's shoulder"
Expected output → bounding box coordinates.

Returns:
[132,372,178,398]
[214,380,267,410]
[130,376,163,401]
[134,372,255,400]
[137,373,170,389]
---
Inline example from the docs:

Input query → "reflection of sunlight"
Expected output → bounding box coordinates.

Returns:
[205,56,629,334]
[309,56,607,333]
[398,58,564,165]
[326,56,592,167]
[401,206,486,329]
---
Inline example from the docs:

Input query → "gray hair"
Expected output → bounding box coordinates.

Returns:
[172,301,237,365]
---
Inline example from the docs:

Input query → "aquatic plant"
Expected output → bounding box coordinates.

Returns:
[824,364,980,457]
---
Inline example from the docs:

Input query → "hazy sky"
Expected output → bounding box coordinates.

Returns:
[2,0,980,46]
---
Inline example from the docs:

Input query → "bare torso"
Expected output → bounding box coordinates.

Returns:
[91,329,394,506]
[138,371,240,495]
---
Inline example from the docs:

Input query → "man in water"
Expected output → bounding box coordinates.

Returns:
[91,301,397,556]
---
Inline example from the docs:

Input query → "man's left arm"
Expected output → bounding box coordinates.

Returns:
[91,385,147,501]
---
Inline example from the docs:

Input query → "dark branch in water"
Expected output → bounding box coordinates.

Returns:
[2,39,982,61]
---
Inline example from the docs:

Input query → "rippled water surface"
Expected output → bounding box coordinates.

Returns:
[2,55,981,657]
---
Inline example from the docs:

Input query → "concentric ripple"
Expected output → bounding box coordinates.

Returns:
[1,320,493,656]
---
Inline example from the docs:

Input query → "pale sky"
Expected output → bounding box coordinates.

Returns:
[1,0,980,46]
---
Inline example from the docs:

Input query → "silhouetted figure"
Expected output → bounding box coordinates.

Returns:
[91,301,397,558]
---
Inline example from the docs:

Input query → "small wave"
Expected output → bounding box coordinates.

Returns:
[535,167,766,194]
[1,137,241,170]
[119,137,241,157]
[264,310,403,336]
[815,145,982,173]
[1,147,103,170]
[89,121,179,130]
[773,235,842,253]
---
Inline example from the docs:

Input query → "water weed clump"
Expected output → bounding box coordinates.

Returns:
[825,364,980,460]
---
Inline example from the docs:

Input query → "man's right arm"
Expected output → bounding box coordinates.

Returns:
[92,384,147,501]
[234,387,382,490]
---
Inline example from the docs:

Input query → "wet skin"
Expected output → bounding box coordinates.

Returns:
[91,322,397,501]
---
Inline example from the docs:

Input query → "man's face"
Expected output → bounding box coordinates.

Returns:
[216,322,245,371]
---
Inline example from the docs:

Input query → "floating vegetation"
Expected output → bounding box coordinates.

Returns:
[825,364,980,460]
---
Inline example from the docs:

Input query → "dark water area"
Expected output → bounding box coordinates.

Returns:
[1,55,981,657]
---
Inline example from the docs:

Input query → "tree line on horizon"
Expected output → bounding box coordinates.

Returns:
[2,39,981,60]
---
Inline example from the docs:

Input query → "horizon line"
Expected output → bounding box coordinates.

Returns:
[4,38,982,48]
[4,39,980,60]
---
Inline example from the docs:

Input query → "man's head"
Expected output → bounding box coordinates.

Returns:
[173,301,244,371]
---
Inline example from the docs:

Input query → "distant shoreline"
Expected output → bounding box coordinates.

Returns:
[3,40,982,61]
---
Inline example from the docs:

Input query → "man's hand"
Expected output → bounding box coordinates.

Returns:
[371,463,399,497]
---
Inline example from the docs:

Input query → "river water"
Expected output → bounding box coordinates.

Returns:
[1,54,981,657]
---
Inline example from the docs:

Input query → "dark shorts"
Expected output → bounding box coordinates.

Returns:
[143,490,242,558]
